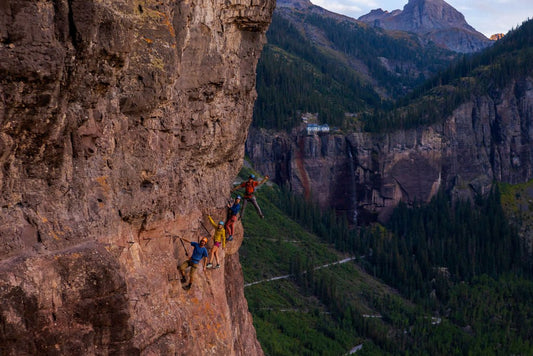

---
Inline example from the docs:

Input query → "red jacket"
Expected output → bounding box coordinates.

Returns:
[240,180,259,199]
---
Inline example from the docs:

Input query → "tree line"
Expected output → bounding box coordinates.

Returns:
[253,15,379,130]
[253,11,456,131]
[364,18,533,132]
[266,184,533,354]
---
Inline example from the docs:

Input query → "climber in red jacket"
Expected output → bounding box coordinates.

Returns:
[231,174,269,219]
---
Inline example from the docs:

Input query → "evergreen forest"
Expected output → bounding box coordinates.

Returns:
[246,6,533,355]
[239,167,533,355]
[364,18,533,132]
[253,9,456,131]
[253,8,533,133]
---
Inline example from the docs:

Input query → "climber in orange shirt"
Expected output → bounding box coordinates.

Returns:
[231,174,269,220]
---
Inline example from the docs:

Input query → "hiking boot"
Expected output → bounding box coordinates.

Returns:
[227,235,233,241]
[214,264,220,269]
[206,263,213,268]
[183,284,192,291]
[180,276,187,283]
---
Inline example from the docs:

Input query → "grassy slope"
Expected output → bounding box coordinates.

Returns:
[499,179,533,251]
[237,166,533,355]
[236,168,417,355]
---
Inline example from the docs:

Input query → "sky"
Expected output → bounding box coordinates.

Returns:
[311,0,533,37]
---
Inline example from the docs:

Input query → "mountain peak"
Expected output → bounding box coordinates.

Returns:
[277,0,313,9]
[358,0,492,53]
[401,0,472,31]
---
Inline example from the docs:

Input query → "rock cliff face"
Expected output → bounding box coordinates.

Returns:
[246,77,533,223]
[358,0,492,53]
[0,0,274,354]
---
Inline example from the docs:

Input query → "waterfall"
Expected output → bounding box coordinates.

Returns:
[347,140,358,224]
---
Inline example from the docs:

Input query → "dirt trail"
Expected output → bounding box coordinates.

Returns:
[244,256,356,287]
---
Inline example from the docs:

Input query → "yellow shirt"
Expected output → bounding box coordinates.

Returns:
[208,215,226,248]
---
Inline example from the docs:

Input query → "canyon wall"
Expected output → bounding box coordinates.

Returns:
[0,0,274,354]
[247,77,533,222]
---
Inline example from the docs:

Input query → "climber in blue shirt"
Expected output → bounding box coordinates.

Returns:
[178,236,209,290]
[225,195,241,241]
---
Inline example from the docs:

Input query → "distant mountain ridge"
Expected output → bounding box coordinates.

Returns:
[277,0,313,9]
[254,0,461,129]
[250,18,533,221]
[358,0,492,53]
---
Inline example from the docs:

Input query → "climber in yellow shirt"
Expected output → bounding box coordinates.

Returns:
[206,215,226,269]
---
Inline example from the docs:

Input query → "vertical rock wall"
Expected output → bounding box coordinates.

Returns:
[246,129,357,218]
[246,77,533,223]
[0,0,275,354]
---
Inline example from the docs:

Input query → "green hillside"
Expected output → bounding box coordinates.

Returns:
[253,8,456,131]
[254,8,533,134]
[363,18,533,132]
[238,167,533,355]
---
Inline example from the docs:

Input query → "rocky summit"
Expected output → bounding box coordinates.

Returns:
[0,0,274,354]
[358,0,492,53]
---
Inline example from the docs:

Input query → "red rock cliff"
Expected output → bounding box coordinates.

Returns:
[247,77,533,224]
[0,0,275,354]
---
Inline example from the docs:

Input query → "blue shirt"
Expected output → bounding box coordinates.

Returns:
[230,203,241,216]
[190,241,208,264]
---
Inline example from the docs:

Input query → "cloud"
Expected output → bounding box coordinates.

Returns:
[312,0,378,16]
[312,0,405,19]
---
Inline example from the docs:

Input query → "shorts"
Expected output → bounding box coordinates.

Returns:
[214,241,221,247]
